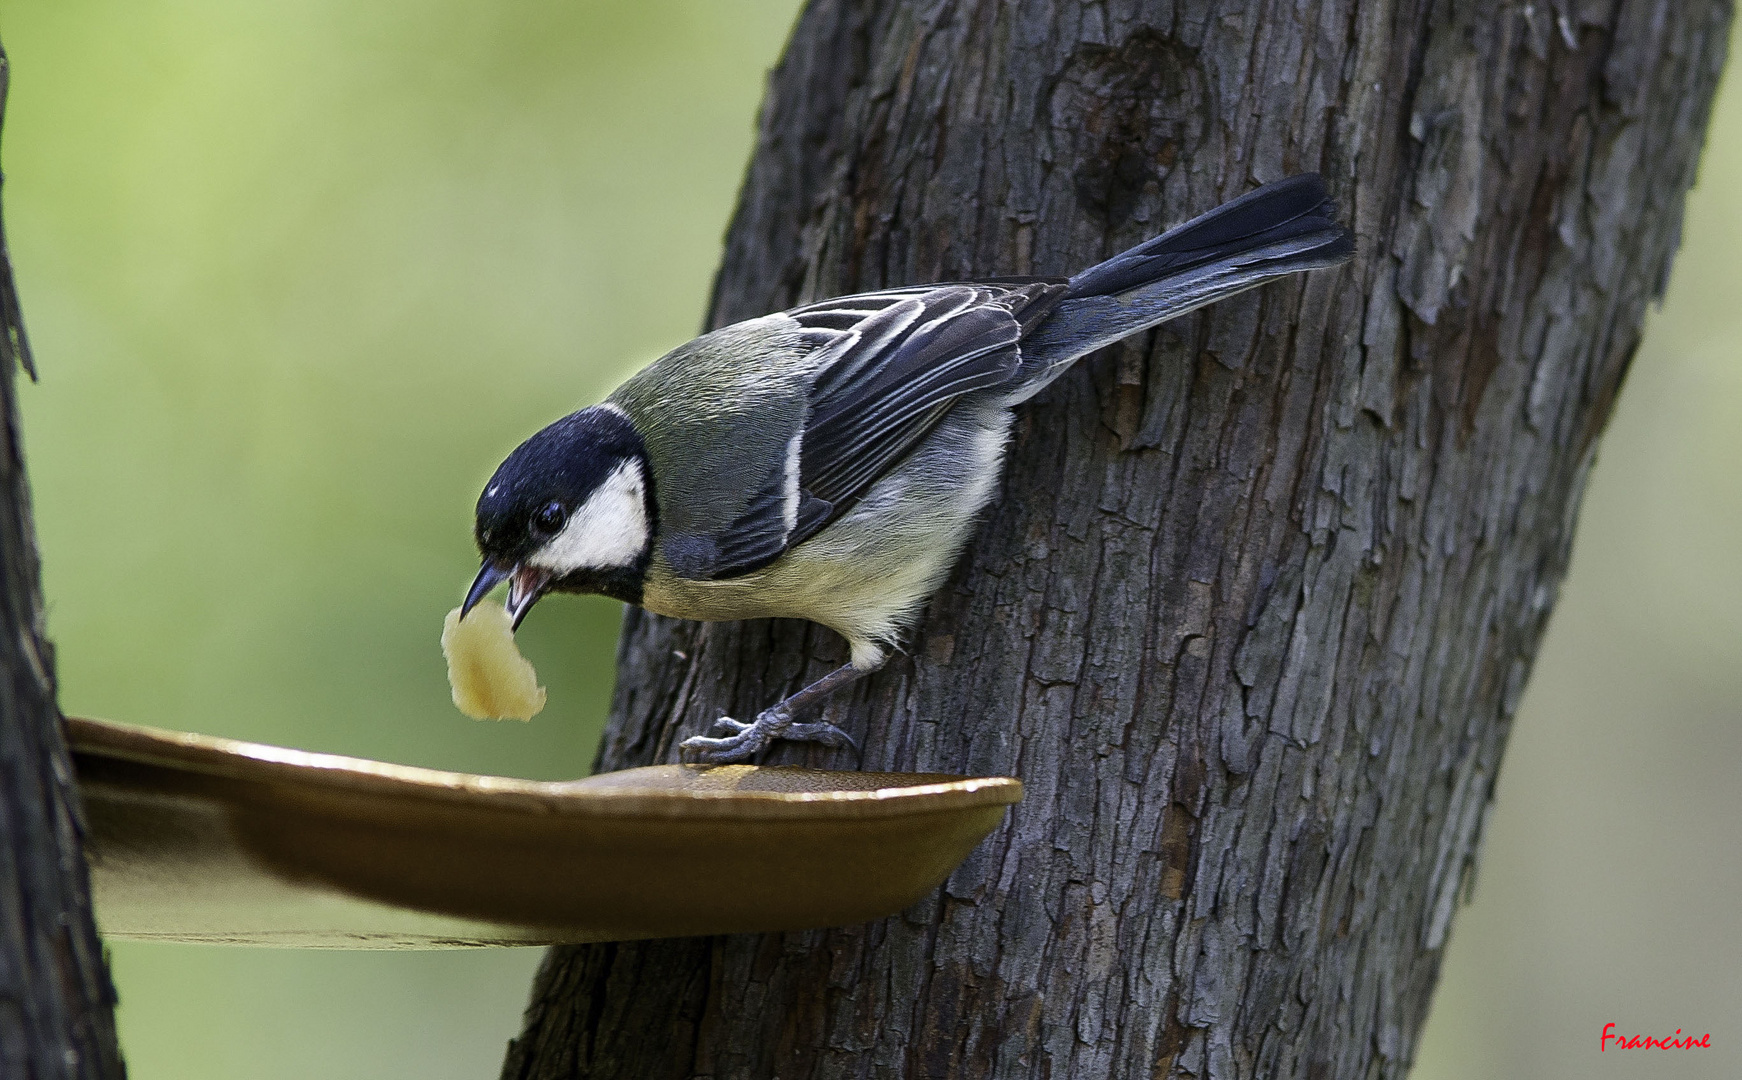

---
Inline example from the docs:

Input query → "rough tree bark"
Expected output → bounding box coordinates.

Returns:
[0,42,129,1080]
[503,2,1730,1078]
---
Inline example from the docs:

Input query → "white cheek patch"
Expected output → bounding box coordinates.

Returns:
[527,460,649,574]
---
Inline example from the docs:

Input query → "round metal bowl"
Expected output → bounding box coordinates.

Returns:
[68,716,1021,949]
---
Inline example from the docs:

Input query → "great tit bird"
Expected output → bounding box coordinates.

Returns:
[463,173,1353,764]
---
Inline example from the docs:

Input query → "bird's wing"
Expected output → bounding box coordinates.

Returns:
[788,281,1063,527]
[615,282,1065,582]
[712,280,1064,579]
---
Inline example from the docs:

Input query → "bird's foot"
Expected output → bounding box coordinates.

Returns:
[702,716,753,737]
[680,707,857,765]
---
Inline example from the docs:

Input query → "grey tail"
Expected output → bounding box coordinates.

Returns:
[1010,174,1354,402]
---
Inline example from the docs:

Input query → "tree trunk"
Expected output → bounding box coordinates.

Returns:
[0,43,128,1080]
[502,2,1730,1078]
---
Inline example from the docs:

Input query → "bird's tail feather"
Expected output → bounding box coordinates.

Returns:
[1009,174,1353,402]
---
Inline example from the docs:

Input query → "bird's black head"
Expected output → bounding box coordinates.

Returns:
[465,404,654,626]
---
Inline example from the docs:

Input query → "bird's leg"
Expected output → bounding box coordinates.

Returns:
[679,659,880,765]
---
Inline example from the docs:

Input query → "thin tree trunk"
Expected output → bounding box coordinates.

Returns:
[0,43,128,1080]
[503,2,1730,1077]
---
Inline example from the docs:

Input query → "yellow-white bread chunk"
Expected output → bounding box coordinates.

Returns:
[441,602,546,720]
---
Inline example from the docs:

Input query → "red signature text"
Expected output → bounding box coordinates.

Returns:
[1600,1023,1711,1051]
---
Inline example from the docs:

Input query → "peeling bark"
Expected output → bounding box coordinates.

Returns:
[0,42,128,1080]
[502,2,1731,1078]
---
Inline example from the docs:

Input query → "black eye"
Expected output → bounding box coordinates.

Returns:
[531,501,567,537]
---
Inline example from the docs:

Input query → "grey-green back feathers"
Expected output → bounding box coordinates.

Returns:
[608,315,817,578]
[609,282,1065,583]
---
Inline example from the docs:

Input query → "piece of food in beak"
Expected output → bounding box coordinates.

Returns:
[441,601,547,721]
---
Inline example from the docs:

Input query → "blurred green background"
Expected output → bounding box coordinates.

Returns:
[2,2,1737,1078]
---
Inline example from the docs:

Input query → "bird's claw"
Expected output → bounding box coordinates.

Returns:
[679,709,856,765]
[785,721,859,752]
[704,716,752,737]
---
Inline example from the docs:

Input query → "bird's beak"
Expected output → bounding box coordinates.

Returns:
[504,565,553,629]
[462,562,554,629]
[462,562,511,619]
